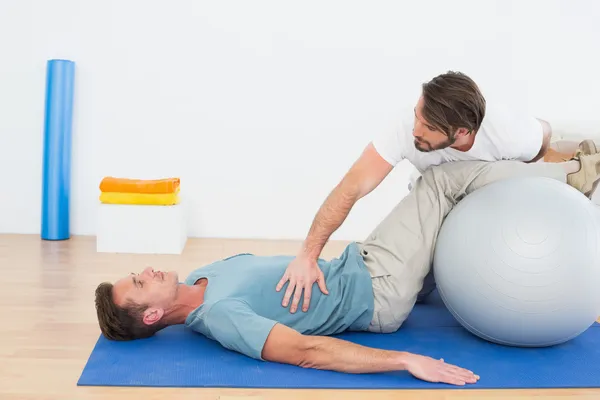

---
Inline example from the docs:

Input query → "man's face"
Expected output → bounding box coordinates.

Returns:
[112,266,180,325]
[412,96,457,152]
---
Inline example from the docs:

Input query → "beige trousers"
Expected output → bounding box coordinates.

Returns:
[358,160,567,333]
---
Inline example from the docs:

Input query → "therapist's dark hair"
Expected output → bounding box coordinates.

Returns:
[421,71,486,137]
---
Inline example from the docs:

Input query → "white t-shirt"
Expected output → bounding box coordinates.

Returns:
[373,103,544,174]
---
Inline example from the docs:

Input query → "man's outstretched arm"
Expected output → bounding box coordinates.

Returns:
[276,142,394,313]
[261,323,479,386]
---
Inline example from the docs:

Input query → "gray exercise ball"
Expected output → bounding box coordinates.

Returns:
[433,176,600,347]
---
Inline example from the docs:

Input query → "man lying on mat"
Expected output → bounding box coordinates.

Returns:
[94,153,600,387]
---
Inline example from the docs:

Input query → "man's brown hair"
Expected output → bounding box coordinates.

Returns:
[421,71,486,138]
[94,282,165,341]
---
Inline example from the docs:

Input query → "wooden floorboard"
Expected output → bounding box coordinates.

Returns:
[1,233,598,400]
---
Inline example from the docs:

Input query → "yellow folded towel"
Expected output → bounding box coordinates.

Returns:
[100,190,180,206]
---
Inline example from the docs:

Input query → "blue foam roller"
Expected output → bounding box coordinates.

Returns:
[41,59,75,241]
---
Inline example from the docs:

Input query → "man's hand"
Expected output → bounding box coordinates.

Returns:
[404,353,479,386]
[276,254,328,313]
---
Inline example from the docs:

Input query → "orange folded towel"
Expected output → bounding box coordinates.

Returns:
[99,177,180,194]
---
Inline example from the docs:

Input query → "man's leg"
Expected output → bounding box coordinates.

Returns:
[359,157,598,334]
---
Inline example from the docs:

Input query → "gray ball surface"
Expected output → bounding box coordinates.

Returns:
[433,177,600,347]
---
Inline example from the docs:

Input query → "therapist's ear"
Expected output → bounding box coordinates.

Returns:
[454,127,471,138]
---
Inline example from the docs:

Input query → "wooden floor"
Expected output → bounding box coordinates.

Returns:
[2,234,599,400]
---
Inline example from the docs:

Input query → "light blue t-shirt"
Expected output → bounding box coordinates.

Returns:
[183,242,374,360]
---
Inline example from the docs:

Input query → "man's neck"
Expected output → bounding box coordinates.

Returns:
[450,133,476,152]
[164,280,208,325]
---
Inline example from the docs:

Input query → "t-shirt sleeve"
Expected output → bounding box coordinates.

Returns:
[371,116,408,167]
[514,117,545,161]
[501,112,544,162]
[204,299,278,360]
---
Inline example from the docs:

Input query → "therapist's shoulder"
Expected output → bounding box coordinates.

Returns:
[478,102,545,160]
[480,102,542,139]
[371,107,415,166]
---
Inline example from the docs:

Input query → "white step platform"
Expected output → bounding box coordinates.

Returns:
[96,203,188,254]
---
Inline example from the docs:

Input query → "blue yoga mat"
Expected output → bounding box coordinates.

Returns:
[78,289,600,389]
[41,59,75,241]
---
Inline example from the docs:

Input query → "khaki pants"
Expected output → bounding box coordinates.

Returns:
[358,160,567,333]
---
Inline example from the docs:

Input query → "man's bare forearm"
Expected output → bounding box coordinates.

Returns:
[299,180,360,260]
[298,335,409,374]
[263,324,478,386]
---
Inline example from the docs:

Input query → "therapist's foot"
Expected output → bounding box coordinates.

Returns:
[572,140,599,160]
[566,151,600,198]
[548,139,599,162]
[579,139,598,156]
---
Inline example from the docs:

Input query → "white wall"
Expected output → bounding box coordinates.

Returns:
[1,0,599,241]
